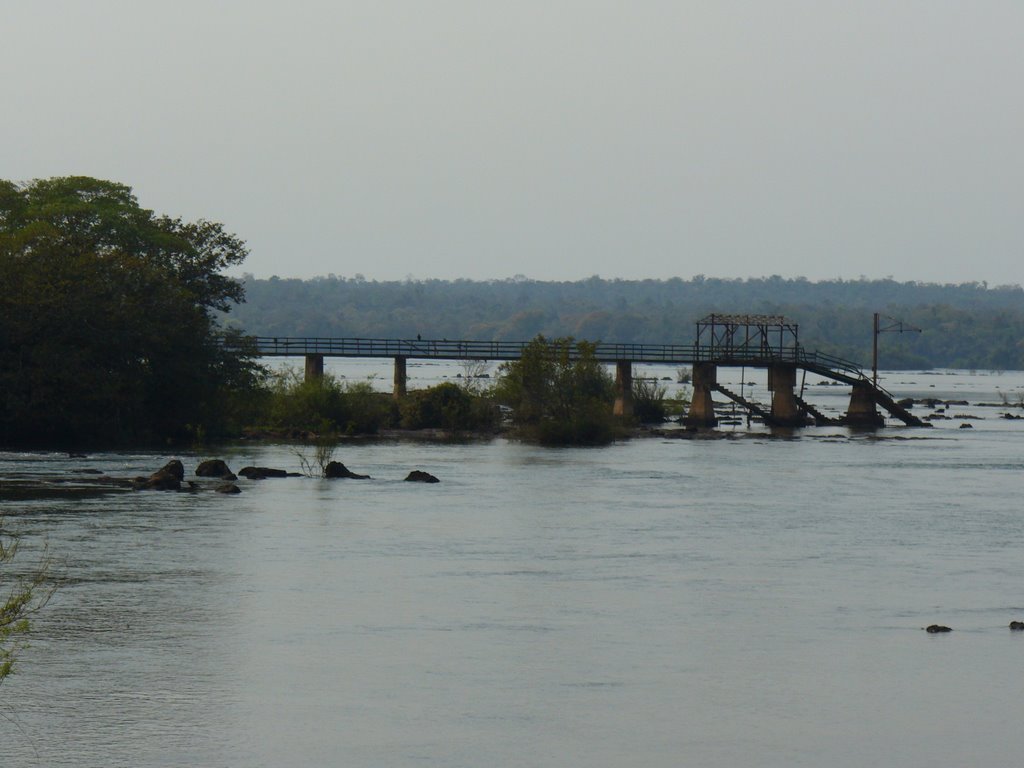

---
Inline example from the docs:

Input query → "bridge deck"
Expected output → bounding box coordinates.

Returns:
[242,336,862,375]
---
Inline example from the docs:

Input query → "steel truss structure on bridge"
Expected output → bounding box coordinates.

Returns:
[695,313,799,360]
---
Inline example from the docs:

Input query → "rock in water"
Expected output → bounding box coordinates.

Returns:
[133,459,185,491]
[404,470,440,484]
[323,461,370,479]
[1010,621,1024,631]
[925,625,952,633]
[216,483,242,494]
[159,460,185,481]
[196,459,237,479]
[238,466,289,479]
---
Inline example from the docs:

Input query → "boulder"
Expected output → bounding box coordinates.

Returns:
[159,460,185,481]
[323,461,370,479]
[1010,621,1024,631]
[925,624,952,633]
[133,468,182,491]
[196,459,237,480]
[404,470,440,484]
[238,466,289,479]
[216,483,242,494]
[130,459,187,490]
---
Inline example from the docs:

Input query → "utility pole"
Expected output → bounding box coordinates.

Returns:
[873,312,922,386]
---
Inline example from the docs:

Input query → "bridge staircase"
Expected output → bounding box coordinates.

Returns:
[796,351,929,427]
[711,384,774,425]
[863,383,929,427]
[794,395,841,426]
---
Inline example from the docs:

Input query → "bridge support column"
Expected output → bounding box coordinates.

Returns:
[393,356,407,399]
[683,362,718,427]
[845,381,884,427]
[768,364,804,426]
[304,354,324,382]
[613,361,633,418]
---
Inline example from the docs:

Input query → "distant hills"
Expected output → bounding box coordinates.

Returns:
[222,275,1024,370]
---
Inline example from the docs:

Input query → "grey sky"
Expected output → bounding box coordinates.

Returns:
[3,1,1022,284]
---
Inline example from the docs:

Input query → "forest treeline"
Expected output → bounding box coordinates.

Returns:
[225,275,1024,370]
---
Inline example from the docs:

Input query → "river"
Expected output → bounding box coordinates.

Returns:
[2,369,1024,767]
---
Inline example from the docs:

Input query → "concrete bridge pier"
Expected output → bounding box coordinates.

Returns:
[304,354,324,382]
[394,357,407,399]
[684,362,718,427]
[613,361,633,418]
[767,364,805,426]
[845,381,884,427]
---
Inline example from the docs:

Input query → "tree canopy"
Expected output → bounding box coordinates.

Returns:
[0,176,257,445]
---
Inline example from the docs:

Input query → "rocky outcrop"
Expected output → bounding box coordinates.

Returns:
[404,470,440,484]
[925,624,952,633]
[323,461,370,479]
[1010,621,1024,631]
[196,459,237,480]
[216,483,242,494]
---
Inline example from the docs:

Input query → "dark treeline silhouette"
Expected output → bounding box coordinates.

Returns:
[225,275,1024,371]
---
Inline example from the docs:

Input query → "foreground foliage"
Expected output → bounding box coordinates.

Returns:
[0,176,259,446]
[494,336,618,444]
[0,521,51,687]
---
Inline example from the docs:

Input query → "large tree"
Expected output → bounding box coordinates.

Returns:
[0,176,258,445]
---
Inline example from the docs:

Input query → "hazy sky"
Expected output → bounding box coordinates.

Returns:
[3,1,1022,284]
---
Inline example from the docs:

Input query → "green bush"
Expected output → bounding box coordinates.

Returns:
[631,378,668,423]
[400,382,498,432]
[494,336,617,445]
[260,370,394,435]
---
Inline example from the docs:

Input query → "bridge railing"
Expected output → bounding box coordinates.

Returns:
[239,337,528,359]
[592,342,700,362]
[794,349,869,380]
[237,336,711,363]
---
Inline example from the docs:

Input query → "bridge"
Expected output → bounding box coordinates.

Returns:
[233,314,926,428]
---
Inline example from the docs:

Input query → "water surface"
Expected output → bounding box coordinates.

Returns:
[3,370,1024,767]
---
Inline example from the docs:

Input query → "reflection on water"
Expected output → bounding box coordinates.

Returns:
[3,371,1024,767]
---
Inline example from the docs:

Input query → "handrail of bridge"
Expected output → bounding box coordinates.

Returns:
[232,336,710,363]
[794,349,868,381]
